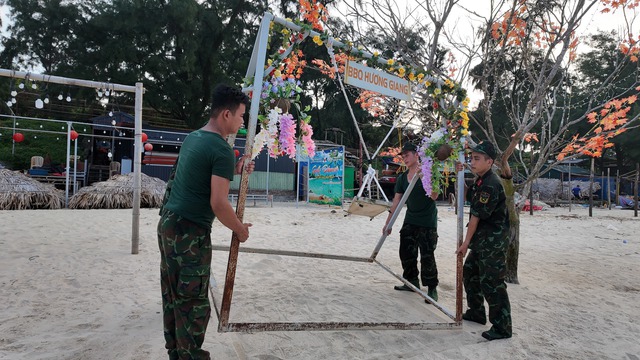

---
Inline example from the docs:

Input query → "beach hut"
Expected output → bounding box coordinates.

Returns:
[69,172,166,209]
[0,169,64,210]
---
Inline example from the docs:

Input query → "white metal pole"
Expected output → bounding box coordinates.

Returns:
[12,114,16,155]
[0,69,136,92]
[131,82,143,255]
[65,122,71,208]
[73,132,78,194]
[455,150,465,322]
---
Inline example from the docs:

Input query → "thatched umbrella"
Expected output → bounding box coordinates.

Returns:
[0,169,64,210]
[69,172,167,209]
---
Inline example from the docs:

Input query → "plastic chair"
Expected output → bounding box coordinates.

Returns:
[109,161,121,177]
[30,156,44,169]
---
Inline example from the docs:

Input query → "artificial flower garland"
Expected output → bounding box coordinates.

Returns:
[249,0,470,195]
[288,7,470,194]
[251,108,316,160]
[418,128,456,193]
[248,66,316,161]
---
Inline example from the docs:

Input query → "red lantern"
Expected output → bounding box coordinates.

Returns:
[70,130,79,140]
[234,149,240,157]
[141,132,148,142]
[12,132,24,143]
[144,143,153,151]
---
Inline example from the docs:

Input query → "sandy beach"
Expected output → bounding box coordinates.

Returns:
[1,202,639,360]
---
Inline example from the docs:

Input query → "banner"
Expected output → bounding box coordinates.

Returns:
[308,146,344,206]
[344,60,411,101]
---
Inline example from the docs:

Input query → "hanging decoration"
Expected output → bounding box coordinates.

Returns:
[12,133,25,143]
[144,143,153,151]
[70,130,79,140]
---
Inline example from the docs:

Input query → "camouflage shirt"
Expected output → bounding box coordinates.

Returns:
[466,169,510,250]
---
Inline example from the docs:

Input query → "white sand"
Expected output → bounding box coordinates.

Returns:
[1,203,639,359]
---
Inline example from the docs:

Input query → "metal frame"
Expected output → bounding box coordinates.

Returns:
[212,12,466,333]
[210,243,459,332]
[0,69,144,254]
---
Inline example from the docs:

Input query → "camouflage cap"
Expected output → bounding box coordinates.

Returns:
[471,141,496,160]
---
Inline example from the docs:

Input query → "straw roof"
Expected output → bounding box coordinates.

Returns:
[0,169,64,210]
[69,172,167,209]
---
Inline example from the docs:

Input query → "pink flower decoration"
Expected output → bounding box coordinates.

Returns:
[279,113,297,159]
[300,121,316,158]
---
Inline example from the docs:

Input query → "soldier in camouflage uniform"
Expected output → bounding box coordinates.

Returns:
[383,143,440,302]
[157,84,254,360]
[456,141,512,341]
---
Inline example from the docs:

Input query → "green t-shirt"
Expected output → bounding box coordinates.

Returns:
[394,171,438,229]
[164,130,235,229]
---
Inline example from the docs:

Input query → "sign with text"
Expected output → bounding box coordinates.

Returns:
[344,60,411,101]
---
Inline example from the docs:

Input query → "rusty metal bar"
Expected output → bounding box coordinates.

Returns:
[211,245,372,263]
[372,259,456,321]
[635,163,639,218]
[210,253,460,331]
[370,171,420,260]
[218,177,248,331]
[218,13,273,332]
[209,282,222,320]
[224,321,460,333]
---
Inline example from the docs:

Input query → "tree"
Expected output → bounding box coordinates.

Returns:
[0,0,83,72]
[460,0,640,283]
[573,31,640,173]
[0,0,296,128]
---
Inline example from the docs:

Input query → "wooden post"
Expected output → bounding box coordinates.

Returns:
[607,168,611,210]
[568,162,572,212]
[560,172,564,207]
[601,170,604,207]
[635,163,639,218]
[529,182,534,215]
[529,153,534,216]
[616,169,620,208]
[589,157,594,217]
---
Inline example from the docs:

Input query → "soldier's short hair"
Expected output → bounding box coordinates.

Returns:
[209,84,250,119]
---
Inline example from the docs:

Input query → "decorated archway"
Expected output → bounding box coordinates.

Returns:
[214,7,470,332]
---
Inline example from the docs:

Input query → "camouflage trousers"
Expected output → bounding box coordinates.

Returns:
[463,245,512,337]
[158,211,212,360]
[399,223,439,288]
